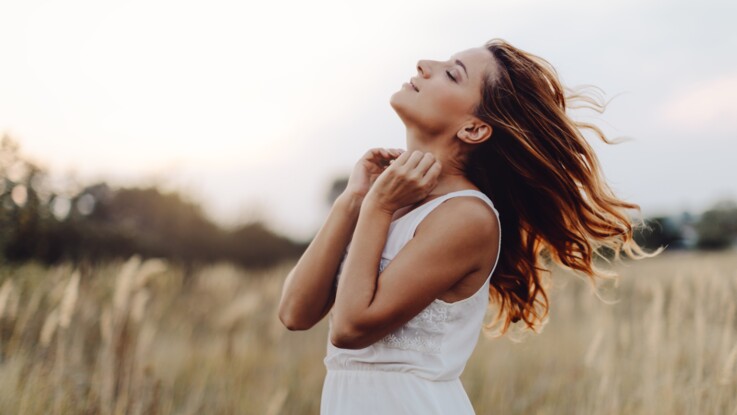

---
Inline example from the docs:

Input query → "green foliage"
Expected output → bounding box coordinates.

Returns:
[0,134,305,269]
[695,200,737,249]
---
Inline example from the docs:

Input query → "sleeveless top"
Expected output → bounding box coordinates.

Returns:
[324,189,502,381]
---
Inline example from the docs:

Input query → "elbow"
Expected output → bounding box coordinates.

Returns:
[278,303,317,331]
[279,314,314,331]
[329,322,368,349]
[279,316,304,331]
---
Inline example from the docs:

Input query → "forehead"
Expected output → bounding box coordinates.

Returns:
[451,47,496,82]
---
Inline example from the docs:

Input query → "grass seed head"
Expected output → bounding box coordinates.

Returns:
[58,270,80,329]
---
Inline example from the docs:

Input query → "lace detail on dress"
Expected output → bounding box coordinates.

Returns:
[378,301,451,353]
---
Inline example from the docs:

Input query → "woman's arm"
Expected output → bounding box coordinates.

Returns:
[330,150,499,349]
[278,192,362,330]
[278,147,405,331]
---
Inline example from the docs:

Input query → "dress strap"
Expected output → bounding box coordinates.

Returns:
[406,189,500,230]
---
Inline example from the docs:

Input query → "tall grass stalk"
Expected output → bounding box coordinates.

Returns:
[0,250,733,413]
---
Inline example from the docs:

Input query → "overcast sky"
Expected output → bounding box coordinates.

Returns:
[0,0,735,241]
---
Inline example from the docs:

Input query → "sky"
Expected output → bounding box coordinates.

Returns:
[0,0,735,242]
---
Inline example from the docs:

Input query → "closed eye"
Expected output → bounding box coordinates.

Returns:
[446,70,457,83]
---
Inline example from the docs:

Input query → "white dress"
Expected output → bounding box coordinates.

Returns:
[321,189,502,415]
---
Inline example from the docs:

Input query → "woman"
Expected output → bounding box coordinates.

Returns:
[278,38,662,414]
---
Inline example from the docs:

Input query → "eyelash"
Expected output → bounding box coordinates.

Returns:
[446,70,457,82]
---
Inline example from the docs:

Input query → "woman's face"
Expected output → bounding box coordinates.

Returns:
[390,47,496,137]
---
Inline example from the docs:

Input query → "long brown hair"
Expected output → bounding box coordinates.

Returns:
[466,38,664,335]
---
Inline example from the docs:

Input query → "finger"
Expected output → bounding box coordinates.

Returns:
[367,148,395,165]
[363,148,382,161]
[414,152,436,177]
[388,148,404,161]
[402,150,425,169]
[382,148,406,167]
[383,150,398,162]
[379,151,396,168]
[384,148,405,160]
[378,148,391,160]
[391,148,412,167]
[419,161,442,187]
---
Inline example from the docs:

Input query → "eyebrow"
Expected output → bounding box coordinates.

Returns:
[455,59,468,78]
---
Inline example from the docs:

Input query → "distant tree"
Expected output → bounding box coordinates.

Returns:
[0,133,306,269]
[0,134,56,261]
[90,186,223,261]
[225,221,306,269]
[695,200,737,250]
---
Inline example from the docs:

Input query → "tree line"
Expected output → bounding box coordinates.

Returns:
[1,134,735,270]
[0,134,306,269]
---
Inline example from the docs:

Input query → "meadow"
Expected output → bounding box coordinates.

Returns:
[0,249,735,414]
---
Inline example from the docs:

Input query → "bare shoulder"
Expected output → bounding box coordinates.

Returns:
[412,194,501,295]
[416,195,500,241]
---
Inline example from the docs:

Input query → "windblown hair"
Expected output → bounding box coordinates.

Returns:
[466,38,664,335]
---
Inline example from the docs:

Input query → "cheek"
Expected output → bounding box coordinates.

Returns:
[424,88,470,117]
[408,89,468,134]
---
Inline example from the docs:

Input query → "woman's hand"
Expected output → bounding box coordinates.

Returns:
[342,148,405,201]
[364,150,442,215]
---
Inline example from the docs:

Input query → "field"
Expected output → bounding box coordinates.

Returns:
[0,249,736,414]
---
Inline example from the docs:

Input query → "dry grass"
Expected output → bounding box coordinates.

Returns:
[0,249,735,414]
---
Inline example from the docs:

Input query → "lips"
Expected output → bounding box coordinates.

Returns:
[410,79,419,92]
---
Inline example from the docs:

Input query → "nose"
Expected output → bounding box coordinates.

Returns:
[417,60,431,78]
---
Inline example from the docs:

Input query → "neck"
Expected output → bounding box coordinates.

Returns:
[404,128,477,198]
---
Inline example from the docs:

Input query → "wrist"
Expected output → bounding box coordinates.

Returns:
[362,194,395,218]
[335,192,364,214]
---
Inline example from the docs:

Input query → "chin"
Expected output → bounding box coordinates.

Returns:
[389,90,401,109]
[389,94,409,122]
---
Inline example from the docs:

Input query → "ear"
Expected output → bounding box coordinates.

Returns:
[456,120,492,145]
